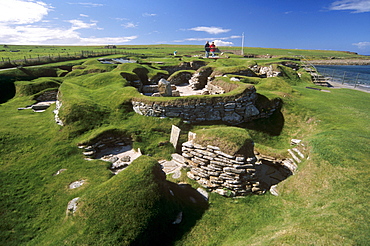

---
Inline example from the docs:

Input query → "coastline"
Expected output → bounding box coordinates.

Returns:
[309,59,370,65]
[327,80,370,93]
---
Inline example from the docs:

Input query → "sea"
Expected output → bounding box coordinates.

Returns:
[315,65,370,91]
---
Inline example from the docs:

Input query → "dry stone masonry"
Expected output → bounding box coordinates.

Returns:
[78,134,141,173]
[182,140,261,196]
[180,133,298,197]
[133,85,280,125]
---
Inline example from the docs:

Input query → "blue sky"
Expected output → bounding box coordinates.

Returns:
[0,0,370,55]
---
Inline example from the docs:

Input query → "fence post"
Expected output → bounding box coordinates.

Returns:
[354,73,360,88]
[342,71,346,84]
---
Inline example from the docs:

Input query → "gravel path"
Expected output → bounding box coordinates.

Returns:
[328,81,370,93]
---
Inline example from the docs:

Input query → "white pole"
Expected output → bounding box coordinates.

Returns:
[241,32,244,56]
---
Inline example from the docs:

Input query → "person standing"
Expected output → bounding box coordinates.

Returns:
[210,42,216,57]
[204,41,210,58]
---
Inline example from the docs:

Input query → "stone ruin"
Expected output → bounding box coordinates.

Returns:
[181,132,297,197]
[128,61,286,98]
[18,90,58,112]
[78,134,141,174]
[133,85,282,125]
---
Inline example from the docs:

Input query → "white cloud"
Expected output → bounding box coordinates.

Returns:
[0,0,52,24]
[67,2,104,7]
[353,41,370,48]
[143,13,157,17]
[213,40,234,46]
[189,26,231,35]
[122,22,137,28]
[329,0,370,13]
[175,35,240,43]
[0,0,136,45]
[68,19,97,30]
[0,20,138,45]
[79,36,138,45]
[229,35,242,39]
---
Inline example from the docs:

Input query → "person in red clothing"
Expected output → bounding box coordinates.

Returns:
[209,41,216,57]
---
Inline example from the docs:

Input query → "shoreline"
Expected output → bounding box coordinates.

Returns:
[309,59,370,66]
[327,80,370,93]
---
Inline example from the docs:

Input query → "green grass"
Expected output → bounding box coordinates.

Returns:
[193,127,253,155]
[1,44,367,64]
[173,86,370,246]
[46,155,180,246]
[1,46,370,245]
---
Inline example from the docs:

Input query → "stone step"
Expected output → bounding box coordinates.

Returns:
[282,159,298,174]
[288,149,301,163]
[292,148,304,159]
[171,153,187,166]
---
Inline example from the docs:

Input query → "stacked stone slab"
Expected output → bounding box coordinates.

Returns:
[79,136,132,159]
[132,85,281,125]
[181,141,263,196]
[35,90,58,102]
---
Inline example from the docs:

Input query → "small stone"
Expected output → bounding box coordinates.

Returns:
[291,139,302,145]
[207,145,220,150]
[53,169,67,176]
[270,185,279,196]
[172,212,183,224]
[69,180,85,189]
[83,151,95,156]
[67,197,80,214]
[196,188,209,201]
[120,156,131,162]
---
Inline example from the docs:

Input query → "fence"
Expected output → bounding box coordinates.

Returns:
[0,50,141,69]
[315,67,370,89]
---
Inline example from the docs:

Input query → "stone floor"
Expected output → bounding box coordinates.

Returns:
[175,83,204,96]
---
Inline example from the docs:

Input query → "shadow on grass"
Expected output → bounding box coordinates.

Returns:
[243,110,284,136]
[132,181,209,246]
[0,78,16,104]
[242,94,284,136]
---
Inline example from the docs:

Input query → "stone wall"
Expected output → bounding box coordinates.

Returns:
[79,135,132,159]
[181,140,262,196]
[132,86,280,125]
[181,138,296,197]
[34,90,58,102]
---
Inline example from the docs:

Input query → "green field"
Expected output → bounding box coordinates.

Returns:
[0,45,369,245]
[1,44,367,64]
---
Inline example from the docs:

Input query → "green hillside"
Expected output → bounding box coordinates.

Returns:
[0,45,369,245]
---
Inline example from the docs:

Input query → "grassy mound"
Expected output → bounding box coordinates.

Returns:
[193,126,253,155]
[58,72,136,135]
[65,64,116,77]
[63,155,179,245]
[113,63,169,84]
[15,77,62,96]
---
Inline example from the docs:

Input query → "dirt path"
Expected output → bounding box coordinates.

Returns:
[328,81,370,93]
